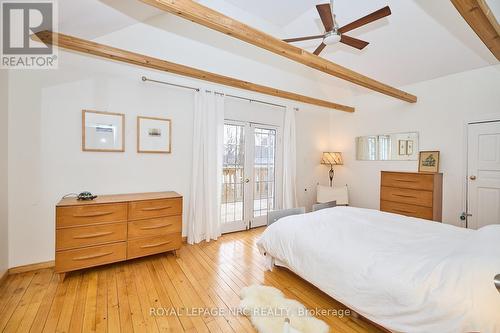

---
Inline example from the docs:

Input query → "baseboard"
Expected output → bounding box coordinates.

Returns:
[8,260,55,275]
[0,269,8,285]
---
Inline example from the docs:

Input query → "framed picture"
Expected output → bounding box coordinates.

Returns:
[419,151,440,173]
[82,110,125,152]
[398,140,407,155]
[406,140,414,155]
[137,116,172,153]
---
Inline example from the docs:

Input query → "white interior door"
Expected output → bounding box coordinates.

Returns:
[467,121,500,229]
[221,121,280,233]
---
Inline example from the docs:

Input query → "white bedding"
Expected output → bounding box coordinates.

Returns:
[257,206,500,333]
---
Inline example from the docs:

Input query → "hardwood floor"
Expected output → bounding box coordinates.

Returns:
[0,228,383,333]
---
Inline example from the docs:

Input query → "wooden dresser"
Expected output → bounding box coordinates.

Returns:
[55,191,182,276]
[380,171,443,221]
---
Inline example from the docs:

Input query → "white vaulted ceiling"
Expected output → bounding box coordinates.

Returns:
[58,0,498,89]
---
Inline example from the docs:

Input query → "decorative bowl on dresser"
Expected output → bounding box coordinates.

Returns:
[380,171,443,222]
[55,191,182,279]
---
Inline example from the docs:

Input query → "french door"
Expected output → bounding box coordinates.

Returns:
[221,121,280,233]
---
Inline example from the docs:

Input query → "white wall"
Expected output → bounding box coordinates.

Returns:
[330,64,500,226]
[0,70,8,276]
[7,48,331,267]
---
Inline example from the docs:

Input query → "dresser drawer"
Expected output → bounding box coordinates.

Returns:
[127,234,181,259]
[128,216,182,239]
[381,172,434,191]
[381,186,433,207]
[55,242,126,273]
[56,223,127,251]
[381,201,434,220]
[128,198,182,220]
[56,203,128,228]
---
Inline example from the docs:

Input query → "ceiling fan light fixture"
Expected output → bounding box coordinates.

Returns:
[323,31,341,45]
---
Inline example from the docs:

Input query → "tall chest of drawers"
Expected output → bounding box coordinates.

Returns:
[380,171,443,222]
[55,192,182,276]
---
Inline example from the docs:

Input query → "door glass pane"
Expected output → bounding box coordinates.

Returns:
[253,127,276,218]
[221,124,245,224]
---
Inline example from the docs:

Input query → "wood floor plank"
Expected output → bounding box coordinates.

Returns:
[3,269,52,332]
[28,272,61,333]
[148,258,196,332]
[138,259,186,332]
[42,273,71,333]
[105,265,122,333]
[122,264,149,332]
[16,271,56,333]
[54,272,82,333]
[0,229,384,333]
[95,268,109,333]
[68,271,91,332]
[0,271,35,331]
[83,269,99,332]
[115,265,134,333]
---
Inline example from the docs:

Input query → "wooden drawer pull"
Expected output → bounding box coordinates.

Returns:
[393,194,417,199]
[141,206,172,212]
[393,209,416,214]
[394,179,417,183]
[140,240,172,249]
[72,252,113,261]
[73,211,113,218]
[73,231,113,239]
[140,223,173,230]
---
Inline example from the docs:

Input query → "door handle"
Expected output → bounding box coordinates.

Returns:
[469,175,477,180]
[245,178,250,183]
[460,212,472,221]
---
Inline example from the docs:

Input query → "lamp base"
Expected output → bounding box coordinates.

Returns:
[329,166,334,187]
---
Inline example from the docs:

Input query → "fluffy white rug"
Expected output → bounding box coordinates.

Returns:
[239,285,329,333]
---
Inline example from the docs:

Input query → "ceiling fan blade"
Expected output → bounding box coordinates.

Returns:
[340,35,369,50]
[313,42,327,55]
[316,3,334,32]
[283,34,324,43]
[338,6,391,34]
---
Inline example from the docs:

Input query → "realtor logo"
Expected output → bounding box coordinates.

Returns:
[1,1,57,68]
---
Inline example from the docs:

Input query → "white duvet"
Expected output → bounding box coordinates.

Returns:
[257,207,500,333]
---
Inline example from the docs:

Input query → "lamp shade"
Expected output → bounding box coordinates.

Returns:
[321,152,343,165]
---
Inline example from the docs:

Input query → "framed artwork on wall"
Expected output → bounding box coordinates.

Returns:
[82,110,125,152]
[137,116,172,153]
[398,140,407,155]
[418,151,440,173]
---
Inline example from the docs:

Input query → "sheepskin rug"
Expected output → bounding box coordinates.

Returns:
[239,285,329,333]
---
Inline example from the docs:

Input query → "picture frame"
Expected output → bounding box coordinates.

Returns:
[418,151,440,173]
[398,140,407,155]
[82,110,125,152]
[406,140,414,155]
[137,116,172,153]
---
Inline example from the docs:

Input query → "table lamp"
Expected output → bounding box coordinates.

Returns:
[321,152,343,187]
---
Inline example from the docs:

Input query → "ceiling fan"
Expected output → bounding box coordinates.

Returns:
[283,1,391,55]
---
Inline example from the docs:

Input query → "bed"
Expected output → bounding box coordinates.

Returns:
[257,206,500,333]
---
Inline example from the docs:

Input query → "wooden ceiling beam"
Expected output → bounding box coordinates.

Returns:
[451,0,500,61]
[139,0,417,103]
[32,31,354,112]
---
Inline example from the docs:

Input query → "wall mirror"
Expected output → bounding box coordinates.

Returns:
[356,132,419,161]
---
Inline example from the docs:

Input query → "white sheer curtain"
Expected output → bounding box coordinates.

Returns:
[281,106,298,209]
[187,90,224,244]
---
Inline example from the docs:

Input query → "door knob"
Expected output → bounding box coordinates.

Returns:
[469,175,477,180]
[245,178,250,183]
[460,212,472,221]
